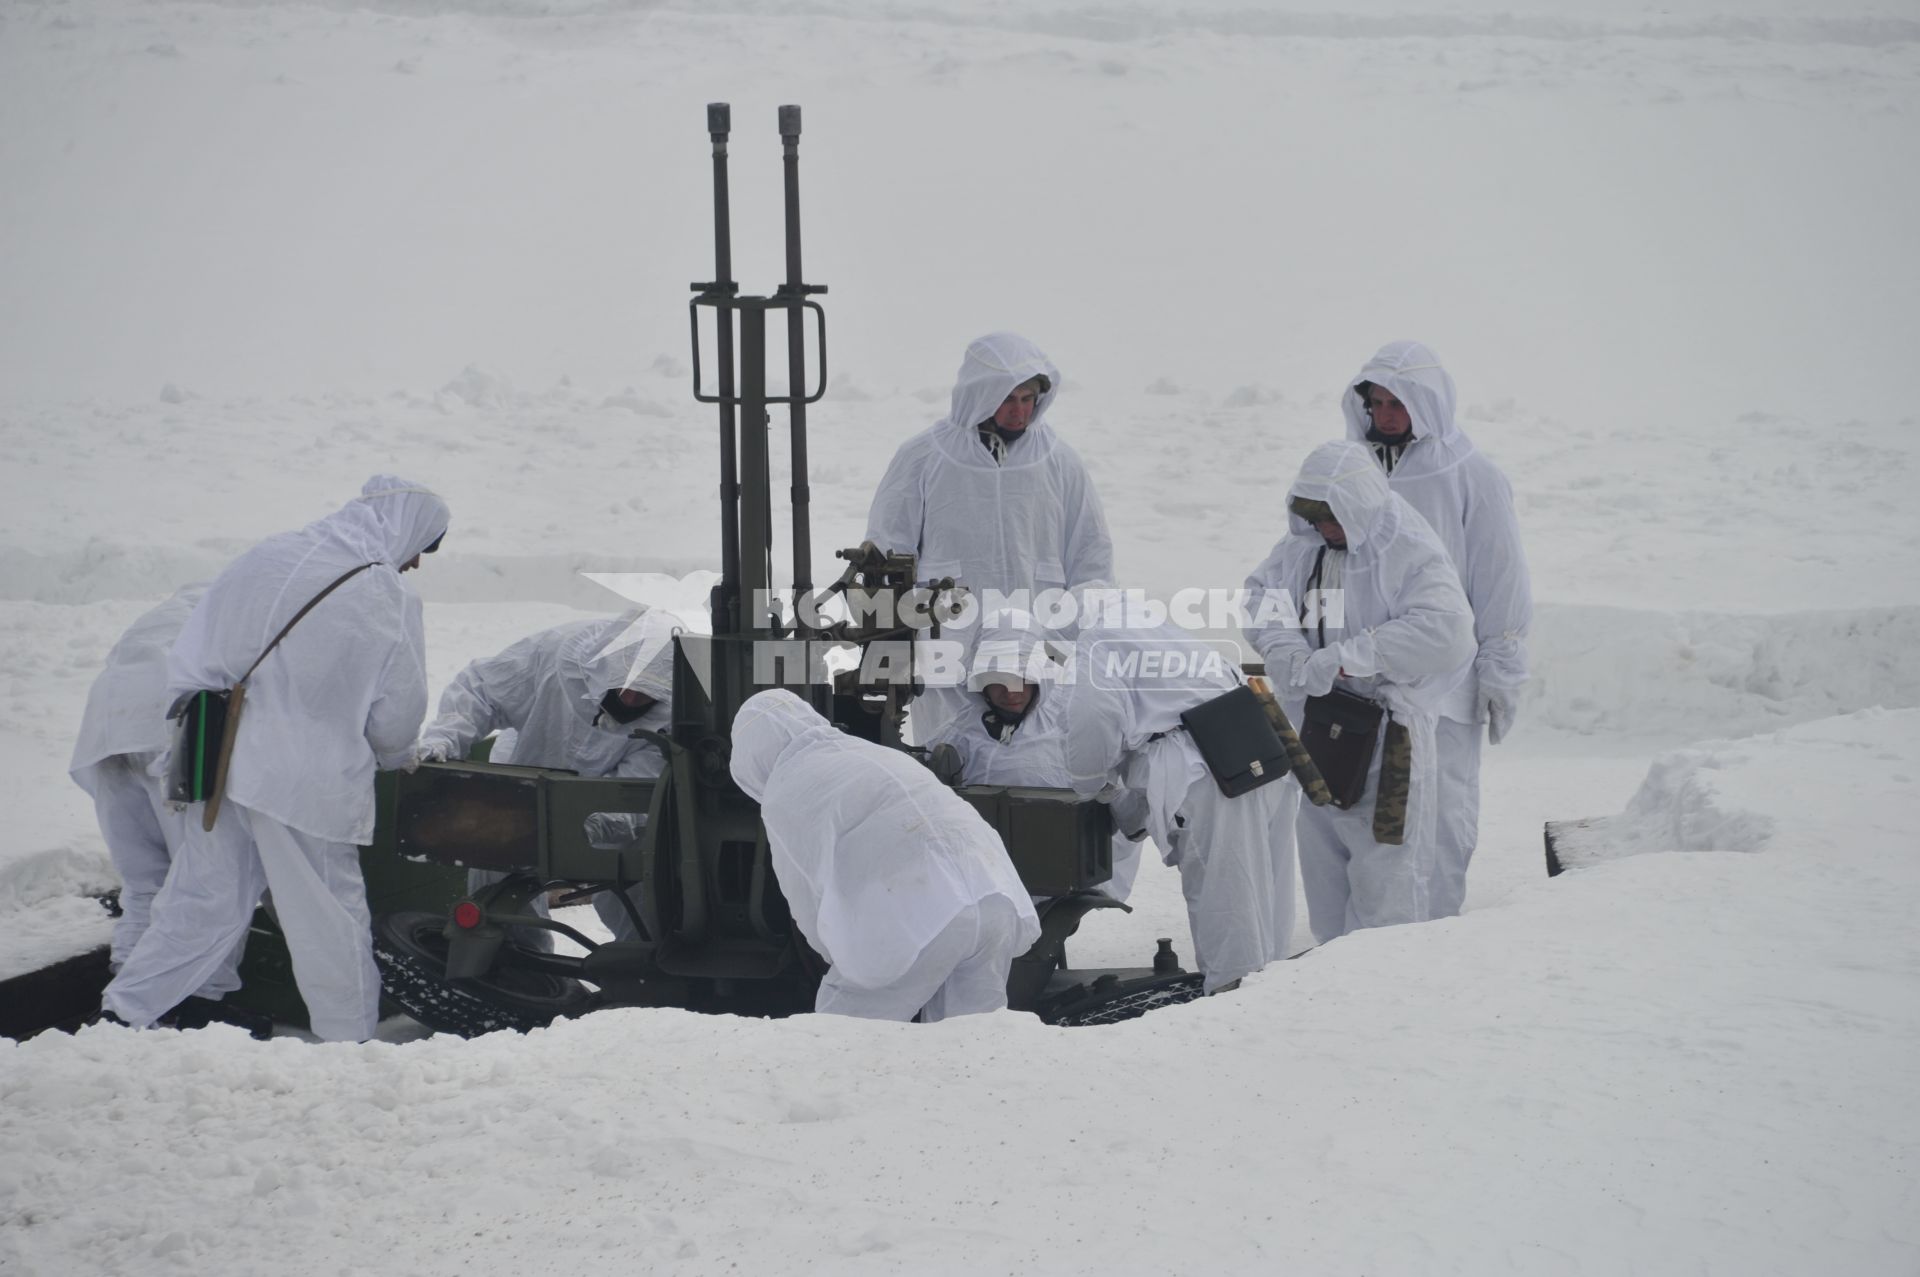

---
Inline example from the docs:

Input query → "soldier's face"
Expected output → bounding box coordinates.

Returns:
[993,380,1043,433]
[1313,518,1348,549]
[985,681,1034,713]
[1365,386,1411,438]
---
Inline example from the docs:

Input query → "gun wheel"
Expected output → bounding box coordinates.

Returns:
[372,910,592,1038]
[1045,972,1207,1027]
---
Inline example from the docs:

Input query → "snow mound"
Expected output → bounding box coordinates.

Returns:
[0,844,115,916]
[437,365,522,409]
[1547,749,1778,874]
[1547,707,1915,874]
[0,844,115,980]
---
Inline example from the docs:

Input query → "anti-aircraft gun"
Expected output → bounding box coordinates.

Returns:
[364,106,1202,1036]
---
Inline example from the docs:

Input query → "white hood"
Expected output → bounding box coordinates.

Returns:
[334,474,452,568]
[561,608,681,729]
[728,689,836,802]
[946,331,1061,442]
[1287,440,1397,552]
[966,608,1070,693]
[727,688,1039,988]
[1342,339,1461,447]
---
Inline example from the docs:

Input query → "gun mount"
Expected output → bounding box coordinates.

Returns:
[351,105,1202,1036]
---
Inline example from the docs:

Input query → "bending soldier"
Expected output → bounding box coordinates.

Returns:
[102,475,449,1042]
[70,583,249,1027]
[729,689,1040,1022]
[924,608,1145,904]
[416,608,680,944]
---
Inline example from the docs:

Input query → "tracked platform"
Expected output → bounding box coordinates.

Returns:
[0,943,114,1040]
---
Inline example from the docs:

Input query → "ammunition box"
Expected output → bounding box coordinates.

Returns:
[390,762,659,883]
[957,786,1114,897]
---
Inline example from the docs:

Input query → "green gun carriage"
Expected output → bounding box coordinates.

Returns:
[324,104,1200,1036]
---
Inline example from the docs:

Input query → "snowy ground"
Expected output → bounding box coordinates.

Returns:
[3,0,1918,1273]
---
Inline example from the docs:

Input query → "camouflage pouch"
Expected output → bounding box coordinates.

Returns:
[1248,677,1333,807]
[1372,717,1412,846]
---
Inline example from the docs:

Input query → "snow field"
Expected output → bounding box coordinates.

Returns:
[4,713,1916,1275]
[3,0,1918,1271]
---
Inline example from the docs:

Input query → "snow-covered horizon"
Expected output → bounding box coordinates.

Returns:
[3,0,1916,1272]
[6,0,1917,425]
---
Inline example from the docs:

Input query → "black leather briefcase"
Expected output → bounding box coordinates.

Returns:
[1180,685,1292,798]
[1299,687,1385,810]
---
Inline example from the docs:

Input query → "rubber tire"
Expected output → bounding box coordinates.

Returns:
[372,910,593,1038]
[1047,972,1207,1027]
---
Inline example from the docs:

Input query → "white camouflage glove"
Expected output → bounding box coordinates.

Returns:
[1484,687,1519,745]
[415,739,454,765]
[379,746,423,774]
[1292,647,1342,698]
[1104,788,1152,843]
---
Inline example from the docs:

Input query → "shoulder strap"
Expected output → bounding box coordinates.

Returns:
[238,562,378,685]
[1302,545,1328,649]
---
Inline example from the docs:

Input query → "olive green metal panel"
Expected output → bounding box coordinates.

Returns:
[958,786,1114,898]
[544,775,665,881]
[391,763,546,874]
[383,761,662,885]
